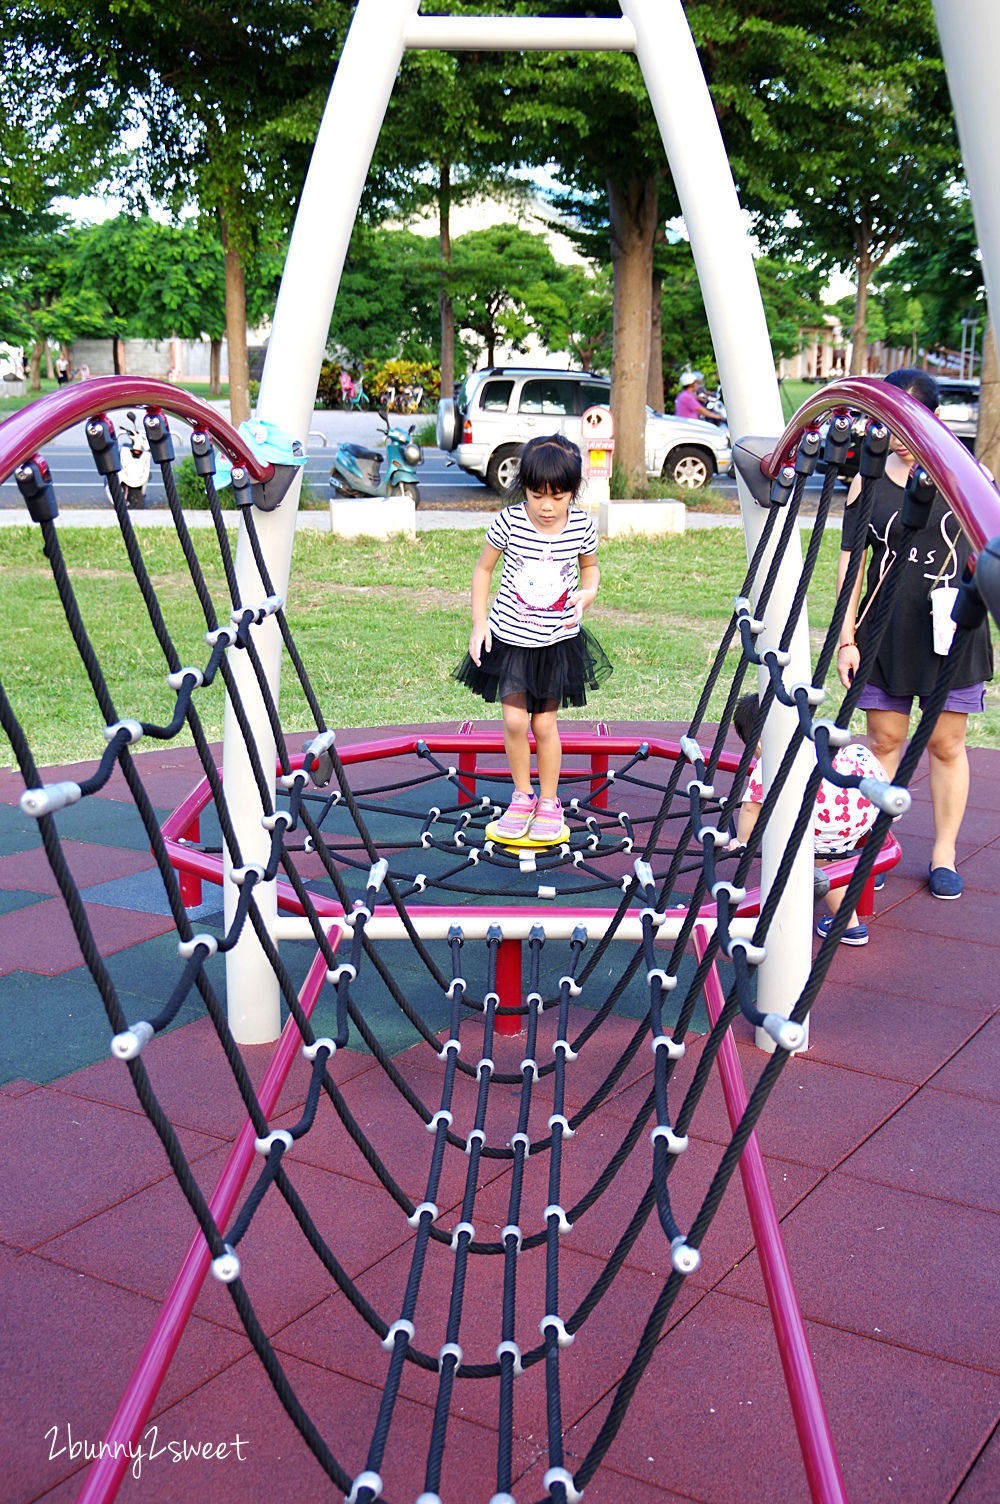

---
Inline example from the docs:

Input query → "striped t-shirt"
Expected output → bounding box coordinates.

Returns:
[485,503,598,648]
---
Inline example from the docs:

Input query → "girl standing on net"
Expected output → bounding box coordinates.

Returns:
[453,434,612,841]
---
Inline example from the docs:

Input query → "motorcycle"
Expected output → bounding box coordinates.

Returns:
[329,410,423,502]
[107,410,152,509]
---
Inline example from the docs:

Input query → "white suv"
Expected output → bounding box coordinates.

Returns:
[436,367,732,492]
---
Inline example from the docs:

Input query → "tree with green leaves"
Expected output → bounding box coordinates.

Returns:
[330,224,441,366]
[687,0,960,374]
[449,224,574,366]
[14,0,346,422]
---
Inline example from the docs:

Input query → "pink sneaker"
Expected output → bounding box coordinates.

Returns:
[530,796,564,842]
[495,790,537,839]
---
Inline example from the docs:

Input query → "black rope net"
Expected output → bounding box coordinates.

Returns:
[2,378,998,1504]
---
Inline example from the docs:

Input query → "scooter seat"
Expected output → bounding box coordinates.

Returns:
[342,443,381,462]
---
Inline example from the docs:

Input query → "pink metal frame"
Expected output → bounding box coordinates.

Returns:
[0,376,275,483]
[765,376,1000,555]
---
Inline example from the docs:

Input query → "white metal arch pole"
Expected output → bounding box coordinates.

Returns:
[933,3,1000,329]
[222,0,421,1042]
[623,0,815,1048]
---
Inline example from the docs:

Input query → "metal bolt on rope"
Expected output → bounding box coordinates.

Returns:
[211,1244,241,1283]
[110,1020,155,1060]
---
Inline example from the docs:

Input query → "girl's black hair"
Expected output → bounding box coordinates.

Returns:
[733,692,759,746]
[512,433,583,500]
[883,366,939,413]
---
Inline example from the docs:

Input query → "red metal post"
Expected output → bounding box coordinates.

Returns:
[495,937,523,1036]
[177,815,203,906]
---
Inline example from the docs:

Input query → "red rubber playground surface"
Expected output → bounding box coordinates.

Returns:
[2,720,1000,1503]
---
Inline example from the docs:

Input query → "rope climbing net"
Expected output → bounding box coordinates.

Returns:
[2,376,999,1504]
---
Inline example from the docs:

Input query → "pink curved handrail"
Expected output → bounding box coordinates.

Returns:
[0,376,274,483]
[765,376,1000,553]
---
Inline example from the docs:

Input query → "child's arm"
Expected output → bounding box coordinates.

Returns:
[469,543,502,665]
[570,551,600,624]
[733,799,761,848]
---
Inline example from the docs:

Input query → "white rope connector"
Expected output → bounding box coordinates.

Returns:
[380,1318,415,1351]
[495,1340,523,1377]
[510,1131,531,1159]
[766,646,792,667]
[302,1037,336,1061]
[20,781,82,817]
[761,1014,806,1052]
[519,849,537,872]
[526,990,543,1007]
[548,1112,575,1139]
[671,1236,701,1275]
[411,873,428,893]
[178,934,218,959]
[327,963,357,985]
[407,1201,438,1229]
[543,1466,584,1504]
[254,1129,293,1156]
[205,624,236,647]
[646,968,676,992]
[651,1124,689,1155]
[812,717,851,748]
[466,1127,486,1155]
[538,884,557,899]
[438,1037,461,1060]
[261,809,293,832]
[277,769,309,792]
[438,1341,462,1372]
[229,862,265,887]
[520,1057,539,1082]
[450,1222,475,1251]
[110,1020,154,1060]
[446,977,467,998]
[347,1471,383,1504]
[166,666,204,691]
[862,777,911,817]
[348,902,371,925]
[490,1494,518,1504]
[687,777,715,800]
[680,734,704,763]
[544,1204,573,1235]
[476,1057,494,1081]
[539,1315,574,1348]
[501,1224,523,1253]
[427,1109,453,1132]
[553,1038,578,1061]
[790,680,825,706]
[211,1244,241,1283]
[711,879,747,904]
[416,1494,443,1504]
[104,718,144,745]
[699,825,729,849]
[651,1034,685,1060]
[728,937,767,967]
[558,975,582,996]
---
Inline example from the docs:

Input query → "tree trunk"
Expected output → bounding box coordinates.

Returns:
[975,315,1000,477]
[849,239,872,376]
[223,242,251,425]
[29,340,44,392]
[608,173,658,493]
[647,268,664,411]
[114,337,126,375]
[210,339,222,396]
[439,160,455,403]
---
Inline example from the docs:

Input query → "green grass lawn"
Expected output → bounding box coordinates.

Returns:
[1,525,996,770]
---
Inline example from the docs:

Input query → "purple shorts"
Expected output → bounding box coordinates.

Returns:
[857,682,987,716]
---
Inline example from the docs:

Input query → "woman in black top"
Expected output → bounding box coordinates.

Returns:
[836,368,993,900]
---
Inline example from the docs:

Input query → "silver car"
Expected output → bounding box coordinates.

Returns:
[436,366,731,492]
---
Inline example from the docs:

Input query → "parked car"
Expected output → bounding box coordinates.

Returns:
[436,367,732,492]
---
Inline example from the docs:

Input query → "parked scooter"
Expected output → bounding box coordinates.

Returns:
[107,410,151,509]
[329,410,423,501]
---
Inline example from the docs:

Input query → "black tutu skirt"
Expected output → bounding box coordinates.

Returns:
[452,627,612,712]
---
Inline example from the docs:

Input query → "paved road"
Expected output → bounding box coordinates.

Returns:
[0,401,837,516]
